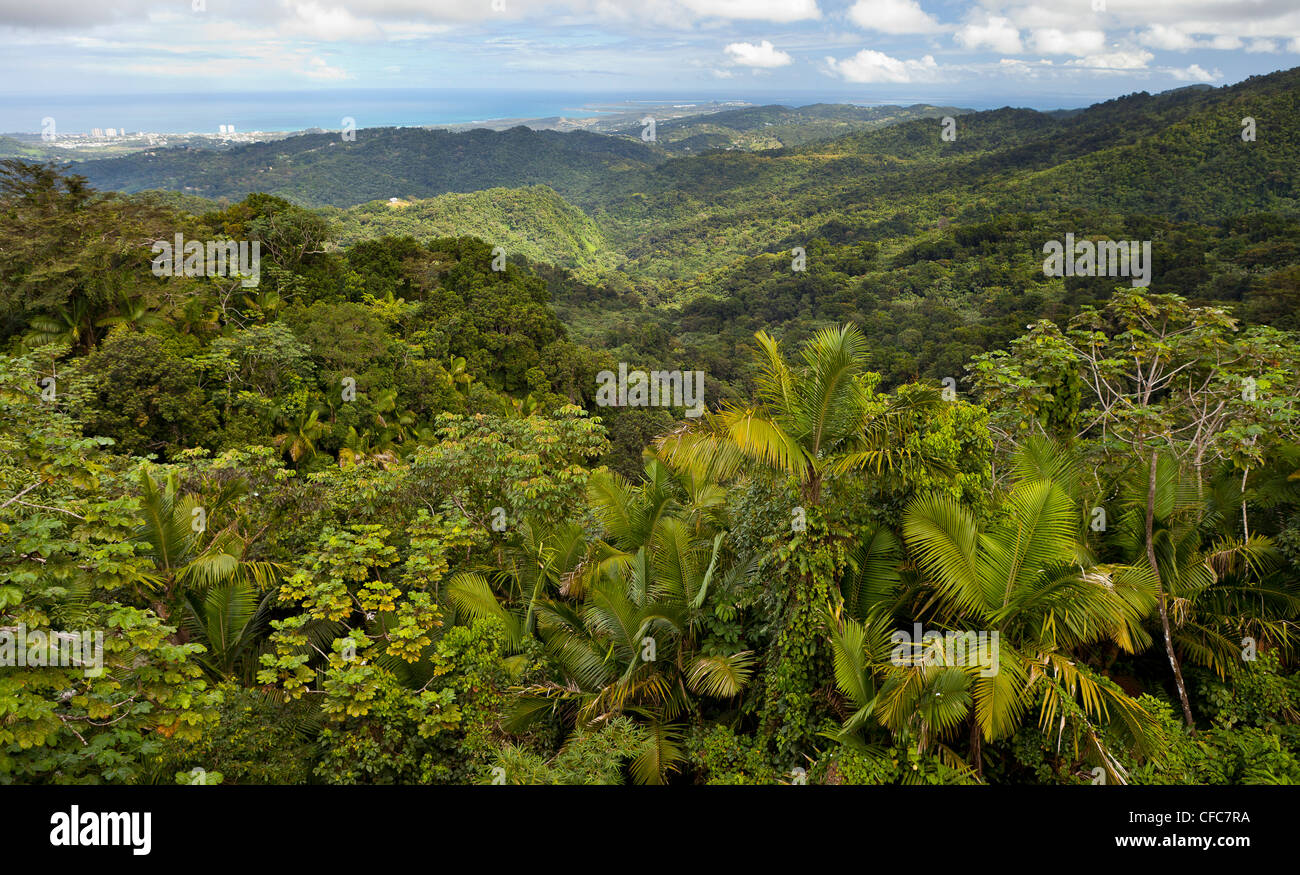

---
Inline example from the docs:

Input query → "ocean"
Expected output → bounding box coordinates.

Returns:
[0,88,1093,135]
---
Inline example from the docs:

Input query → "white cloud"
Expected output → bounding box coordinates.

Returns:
[1138,27,1253,52]
[0,0,154,28]
[1139,24,1194,51]
[955,16,1022,53]
[846,0,940,35]
[1029,28,1106,56]
[303,54,350,79]
[116,42,353,84]
[0,0,825,29]
[1168,63,1219,81]
[724,39,791,68]
[824,49,939,83]
[956,0,1300,53]
[996,56,1053,77]
[1065,49,1153,70]
[676,0,820,22]
[282,2,383,40]
[4,0,1299,96]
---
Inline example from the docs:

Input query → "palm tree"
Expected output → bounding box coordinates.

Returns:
[445,460,753,783]
[240,287,283,322]
[825,611,977,780]
[836,439,1161,782]
[509,393,542,419]
[445,355,473,396]
[95,291,165,333]
[181,581,275,681]
[654,325,944,755]
[656,324,942,506]
[273,407,324,463]
[338,426,399,470]
[24,299,94,352]
[446,516,588,645]
[585,460,730,578]
[170,294,220,339]
[367,386,414,445]
[510,530,750,783]
[134,468,282,624]
[1106,455,1299,693]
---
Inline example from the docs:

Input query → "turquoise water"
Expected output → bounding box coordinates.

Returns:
[0,88,1088,135]
[0,89,639,134]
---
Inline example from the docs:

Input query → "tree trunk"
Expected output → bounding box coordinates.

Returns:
[1241,467,1250,541]
[1146,450,1195,730]
[802,470,822,508]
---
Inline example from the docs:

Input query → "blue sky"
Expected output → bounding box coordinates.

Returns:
[1,0,1298,105]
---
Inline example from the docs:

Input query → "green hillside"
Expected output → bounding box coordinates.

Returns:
[589,69,1300,281]
[325,185,618,272]
[604,102,974,153]
[77,125,662,207]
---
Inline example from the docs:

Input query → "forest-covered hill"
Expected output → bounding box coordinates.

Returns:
[265,68,1300,396]
[601,102,972,153]
[592,67,1299,281]
[324,185,617,272]
[75,125,663,207]
[71,102,979,204]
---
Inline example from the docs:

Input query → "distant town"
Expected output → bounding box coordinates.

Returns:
[0,126,294,162]
[0,99,757,163]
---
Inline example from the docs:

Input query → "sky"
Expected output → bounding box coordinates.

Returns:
[1,0,1298,106]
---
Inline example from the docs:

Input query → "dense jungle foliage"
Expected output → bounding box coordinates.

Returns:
[2,66,1300,785]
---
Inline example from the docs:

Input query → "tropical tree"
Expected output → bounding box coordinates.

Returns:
[338,426,399,470]
[96,291,166,333]
[445,355,473,396]
[972,291,1300,727]
[656,324,941,507]
[446,460,753,783]
[23,299,95,351]
[654,325,943,756]
[181,580,275,681]
[825,611,977,778]
[133,467,282,622]
[1106,454,1300,681]
[273,407,325,463]
[0,160,179,353]
[0,352,220,781]
[830,439,1161,781]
